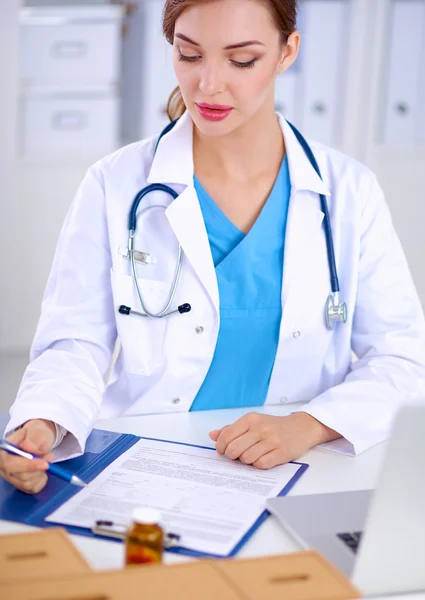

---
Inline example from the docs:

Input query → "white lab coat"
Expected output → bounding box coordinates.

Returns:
[6,112,425,459]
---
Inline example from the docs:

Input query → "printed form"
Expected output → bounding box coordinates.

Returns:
[46,438,304,556]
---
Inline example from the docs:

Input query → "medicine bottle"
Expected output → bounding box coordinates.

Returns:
[125,507,164,565]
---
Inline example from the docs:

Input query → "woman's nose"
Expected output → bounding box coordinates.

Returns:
[198,64,225,96]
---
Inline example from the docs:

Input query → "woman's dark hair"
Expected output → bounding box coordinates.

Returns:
[163,0,298,121]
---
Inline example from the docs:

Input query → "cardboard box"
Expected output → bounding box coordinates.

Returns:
[1,550,360,600]
[2,561,241,600]
[0,528,90,584]
[217,551,360,600]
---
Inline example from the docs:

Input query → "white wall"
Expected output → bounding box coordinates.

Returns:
[362,0,425,304]
[11,162,90,350]
[0,0,21,352]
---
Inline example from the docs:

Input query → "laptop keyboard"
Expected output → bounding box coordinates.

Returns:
[337,531,363,554]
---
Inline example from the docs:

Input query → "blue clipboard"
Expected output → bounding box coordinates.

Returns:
[0,414,308,558]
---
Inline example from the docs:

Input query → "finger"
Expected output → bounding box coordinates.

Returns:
[239,441,274,465]
[7,423,54,456]
[7,470,44,485]
[20,434,53,457]
[0,466,39,486]
[4,424,53,469]
[209,429,221,441]
[253,450,284,470]
[0,452,48,474]
[28,473,49,495]
[215,416,254,455]
[5,426,28,446]
[223,431,262,461]
[4,471,48,495]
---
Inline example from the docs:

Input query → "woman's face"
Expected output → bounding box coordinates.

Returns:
[173,0,298,137]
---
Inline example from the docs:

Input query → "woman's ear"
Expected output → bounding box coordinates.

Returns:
[277,30,300,75]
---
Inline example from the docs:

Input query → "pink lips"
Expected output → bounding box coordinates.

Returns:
[196,103,233,121]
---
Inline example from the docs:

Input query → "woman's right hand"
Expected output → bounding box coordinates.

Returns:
[0,419,56,494]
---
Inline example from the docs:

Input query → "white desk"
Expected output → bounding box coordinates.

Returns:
[1,404,424,599]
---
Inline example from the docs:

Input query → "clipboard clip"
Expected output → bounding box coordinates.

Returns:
[92,520,181,548]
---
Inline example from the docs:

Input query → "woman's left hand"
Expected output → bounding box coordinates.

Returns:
[209,412,340,469]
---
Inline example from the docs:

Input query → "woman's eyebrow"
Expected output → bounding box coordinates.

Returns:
[175,33,265,50]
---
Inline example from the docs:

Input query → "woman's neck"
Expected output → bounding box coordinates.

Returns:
[193,104,285,183]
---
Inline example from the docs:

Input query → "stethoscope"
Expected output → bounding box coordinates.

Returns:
[119,119,347,330]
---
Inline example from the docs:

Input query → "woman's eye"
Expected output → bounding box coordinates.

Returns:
[178,51,200,63]
[177,51,258,69]
[231,58,258,69]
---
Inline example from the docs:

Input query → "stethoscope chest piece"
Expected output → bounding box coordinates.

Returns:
[325,292,348,330]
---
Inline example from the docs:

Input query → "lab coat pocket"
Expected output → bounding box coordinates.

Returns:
[111,270,168,376]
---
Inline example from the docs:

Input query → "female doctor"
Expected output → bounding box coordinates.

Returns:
[2,0,425,494]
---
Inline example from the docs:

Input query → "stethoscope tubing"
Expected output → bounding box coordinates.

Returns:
[286,122,339,294]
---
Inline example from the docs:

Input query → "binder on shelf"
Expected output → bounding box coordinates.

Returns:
[382,0,425,146]
[299,0,348,147]
[0,414,308,558]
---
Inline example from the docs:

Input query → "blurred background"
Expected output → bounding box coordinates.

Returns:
[1,0,424,413]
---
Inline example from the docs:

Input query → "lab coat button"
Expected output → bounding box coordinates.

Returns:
[280,397,288,404]
[172,397,181,405]
[293,331,301,338]
[195,326,204,334]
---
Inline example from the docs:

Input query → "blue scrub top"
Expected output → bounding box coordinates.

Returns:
[190,156,291,411]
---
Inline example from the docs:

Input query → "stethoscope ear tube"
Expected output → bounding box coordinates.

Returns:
[118,304,191,318]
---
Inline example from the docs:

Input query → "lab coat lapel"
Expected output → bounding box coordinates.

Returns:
[282,190,326,314]
[147,112,219,312]
[166,185,219,312]
[147,111,194,187]
[278,117,330,331]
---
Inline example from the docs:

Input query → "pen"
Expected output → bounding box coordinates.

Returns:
[0,439,88,488]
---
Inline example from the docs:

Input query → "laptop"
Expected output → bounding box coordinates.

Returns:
[266,403,425,597]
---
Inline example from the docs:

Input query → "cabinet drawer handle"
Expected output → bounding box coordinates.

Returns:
[275,102,287,114]
[51,40,88,59]
[51,110,86,130]
[312,102,327,114]
[395,102,409,115]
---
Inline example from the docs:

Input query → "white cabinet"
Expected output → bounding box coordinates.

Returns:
[381,0,425,146]
[19,5,124,156]
[21,89,119,155]
[20,7,121,87]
